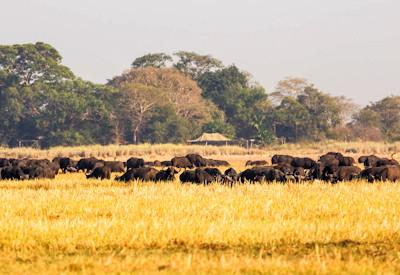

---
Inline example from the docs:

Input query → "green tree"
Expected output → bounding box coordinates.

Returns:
[199,65,273,141]
[174,51,223,80]
[354,96,400,141]
[132,53,172,68]
[0,42,74,86]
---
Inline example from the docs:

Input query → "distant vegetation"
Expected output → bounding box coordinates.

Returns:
[0,42,398,147]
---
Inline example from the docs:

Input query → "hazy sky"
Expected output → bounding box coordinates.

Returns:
[1,0,399,105]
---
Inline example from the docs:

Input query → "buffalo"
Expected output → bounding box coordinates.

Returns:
[116,167,158,182]
[87,166,111,180]
[126,157,145,169]
[272,155,294,165]
[104,161,125,173]
[291,157,315,169]
[171,157,194,169]
[1,166,29,180]
[155,167,180,181]
[186,154,208,167]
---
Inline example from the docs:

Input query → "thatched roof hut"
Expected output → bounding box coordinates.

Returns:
[188,133,232,146]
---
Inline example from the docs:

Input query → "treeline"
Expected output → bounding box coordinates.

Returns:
[0,42,398,147]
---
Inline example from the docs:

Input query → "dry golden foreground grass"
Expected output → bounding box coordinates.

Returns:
[1,175,400,273]
[1,143,400,273]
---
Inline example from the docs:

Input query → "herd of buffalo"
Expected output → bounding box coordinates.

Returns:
[0,152,399,184]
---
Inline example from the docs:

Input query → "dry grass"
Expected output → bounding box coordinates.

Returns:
[0,176,400,273]
[1,143,400,273]
[1,141,400,161]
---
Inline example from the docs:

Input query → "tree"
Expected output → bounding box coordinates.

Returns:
[274,97,310,142]
[270,77,310,105]
[131,53,172,69]
[174,51,223,80]
[117,83,165,144]
[110,67,213,124]
[202,109,236,138]
[297,86,344,140]
[353,96,400,141]
[141,105,192,143]
[0,42,74,86]
[199,65,273,141]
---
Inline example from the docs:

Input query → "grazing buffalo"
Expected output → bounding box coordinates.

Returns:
[291,157,315,169]
[57,157,74,173]
[104,161,125,173]
[246,160,268,167]
[326,166,361,183]
[238,166,287,183]
[116,167,158,182]
[376,158,399,167]
[179,170,196,183]
[186,154,208,167]
[224,168,238,178]
[76,157,102,172]
[126,157,145,169]
[293,167,306,182]
[0,158,11,167]
[171,157,194,169]
[87,166,111,180]
[378,166,400,182]
[359,166,388,183]
[359,155,380,167]
[274,163,295,175]
[179,168,222,184]
[206,159,230,167]
[194,168,218,185]
[24,166,56,179]
[339,157,355,167]
[272,155,294,165]
[1,166,29,180]
[155,167,180,181]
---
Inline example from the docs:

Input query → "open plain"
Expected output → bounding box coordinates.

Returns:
[1,142,400,274]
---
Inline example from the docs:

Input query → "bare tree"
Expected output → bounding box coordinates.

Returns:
[119,83,165,144]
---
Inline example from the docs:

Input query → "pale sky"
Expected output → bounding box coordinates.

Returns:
[1,0,399,105]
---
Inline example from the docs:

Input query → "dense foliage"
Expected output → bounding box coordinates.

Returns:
[0,42,397,146]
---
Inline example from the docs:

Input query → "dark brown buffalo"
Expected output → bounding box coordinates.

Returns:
[186,154,208,167]
[126,157,145,169]
[0,158,11,167]
[291,157,316,169]
[1,166,29,180]
[171,157,194,169]
[116,167,158,182]
[224,168,238,178]
[179,170,196,183]
[205,159,230,167]
[359,166,388,182]
[378,166,400,182]
[155,167,180,181]
[271,155,294,165]
[104,161,125,172]
[238,166,287,183]
[359,155,380,167]
[76,157,102,172]
[376,158,399,167]
[328,166,361,183]
[87,166,111,180]
[340,157,355,166]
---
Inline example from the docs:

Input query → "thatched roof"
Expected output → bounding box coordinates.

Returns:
[188,133,231,143]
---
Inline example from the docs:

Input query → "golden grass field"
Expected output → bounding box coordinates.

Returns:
[1,142,400,274]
